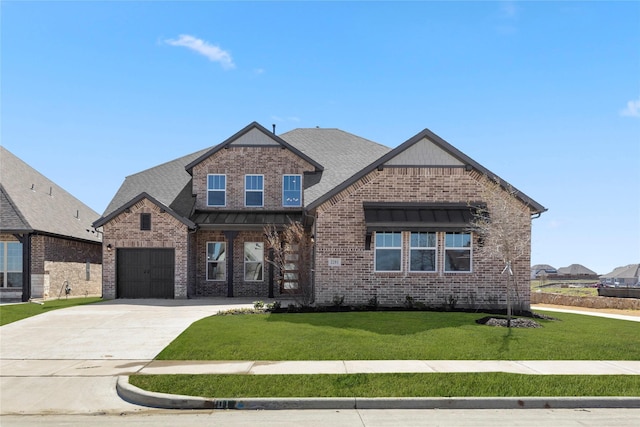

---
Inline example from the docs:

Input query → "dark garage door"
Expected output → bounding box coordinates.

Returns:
[117,248,175,298]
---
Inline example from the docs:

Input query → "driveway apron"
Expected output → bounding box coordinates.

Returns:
[0,299,255,414]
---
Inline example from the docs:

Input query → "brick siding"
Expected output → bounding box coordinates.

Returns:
[313,167,532,310]
[101,198,189,299]
[192,146,316,210]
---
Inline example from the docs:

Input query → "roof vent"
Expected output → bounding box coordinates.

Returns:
[272,124,276,134]
[30,184,35,191]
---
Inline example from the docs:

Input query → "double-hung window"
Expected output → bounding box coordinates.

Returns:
[206,242,226,281]
[374,232,402,272]
[410,232,436,272]
[244,242,264,281]
[245,175,264,207]
[207,174,226,207]
[445,232,472,272]
[283,175,302,207]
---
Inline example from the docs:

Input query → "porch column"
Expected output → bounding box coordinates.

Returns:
[223,231,238,297]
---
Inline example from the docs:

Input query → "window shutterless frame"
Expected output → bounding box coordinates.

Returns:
[206,242,226,281]
[282,174,302,207]
[245,175,264,207]
[444,232,472,273]
[409,232,437,272]
[374,231,402,272]
[244,242,264,281]
[207,174,226,207]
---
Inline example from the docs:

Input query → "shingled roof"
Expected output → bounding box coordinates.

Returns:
[0,146,101,243]
[101,148,210,218]
[280,127,391,205]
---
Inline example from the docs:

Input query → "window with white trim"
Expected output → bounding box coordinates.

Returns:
[409,232,437,272]
[244,242,264,281]
[444,232,472,272]
[374,232,402,272]
[283,175,302,207]
[206,242,226,280]
[0,241,23,288]
[245,175,264,207]
[207,174,226,207]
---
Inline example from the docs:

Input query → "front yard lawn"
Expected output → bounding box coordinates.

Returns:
[130,373,640,398]
[156,310,640,361]
[135,310,640,398]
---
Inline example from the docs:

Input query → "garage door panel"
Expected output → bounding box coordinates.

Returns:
[117,249,175,298]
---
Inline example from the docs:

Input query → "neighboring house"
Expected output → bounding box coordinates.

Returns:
[0,147,102,302]
[93,122,546,309]
[556,264,598,279]
[530,264,558,279]
[600,264,640,287]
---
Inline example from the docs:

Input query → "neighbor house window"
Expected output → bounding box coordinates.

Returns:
[244,242,264,281]
[207,174,226,207]
[206,242,226,280]
[140,213,151,231]
[375,232,402,272]
[245,175,264,207]
[410,232,437,272]
[283,175,302,207]
[0,241,23,288]
[445,232,472,272]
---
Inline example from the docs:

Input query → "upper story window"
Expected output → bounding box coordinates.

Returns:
[444,232,472,272]
[374,231,402,272]
[140,213,151,231]
[245,175,264,207]
[283,175,302,207]
[410,232,436,272]
[207,174,226,207]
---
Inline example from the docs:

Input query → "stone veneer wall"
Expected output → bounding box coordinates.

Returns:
[313,167,532,310]
[101,198,189,299]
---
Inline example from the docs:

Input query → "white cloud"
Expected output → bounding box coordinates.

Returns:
[165,34,235,70]
[620,98,640,118]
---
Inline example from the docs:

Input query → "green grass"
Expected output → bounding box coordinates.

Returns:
[156,311,640,361]
[130,373,640,398]
[0,297,103,326]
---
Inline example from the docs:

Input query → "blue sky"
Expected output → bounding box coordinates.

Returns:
[2,1,639,275]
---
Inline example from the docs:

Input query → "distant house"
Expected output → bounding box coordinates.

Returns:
[556,264,598,279]
[0,147,102,302]
[530,264,557,279]
[93,122,546,309]
[600,264,640,287]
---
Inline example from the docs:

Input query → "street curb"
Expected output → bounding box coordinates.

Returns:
[116,376,640,410]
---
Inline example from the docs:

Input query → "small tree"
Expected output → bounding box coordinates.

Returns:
[264,221,314,307]
[470,176,532,327]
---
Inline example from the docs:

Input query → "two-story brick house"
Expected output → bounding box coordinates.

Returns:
[93,121,545,309]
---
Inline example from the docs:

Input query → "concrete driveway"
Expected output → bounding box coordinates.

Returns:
[0,298,256,415]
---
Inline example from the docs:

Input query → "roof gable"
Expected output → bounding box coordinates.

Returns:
[185,122,323,174]
[93,192,196,229]
[0,147,101,242]
[307,128,546,214]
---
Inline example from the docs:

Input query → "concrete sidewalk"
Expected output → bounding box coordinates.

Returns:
[137,359,640,376]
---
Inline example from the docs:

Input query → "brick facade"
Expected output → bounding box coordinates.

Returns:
[0,233,101,301]
[101,198,190,299]
[313,167,532,310]
[97,124,540,307]
[192,146,316,210]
